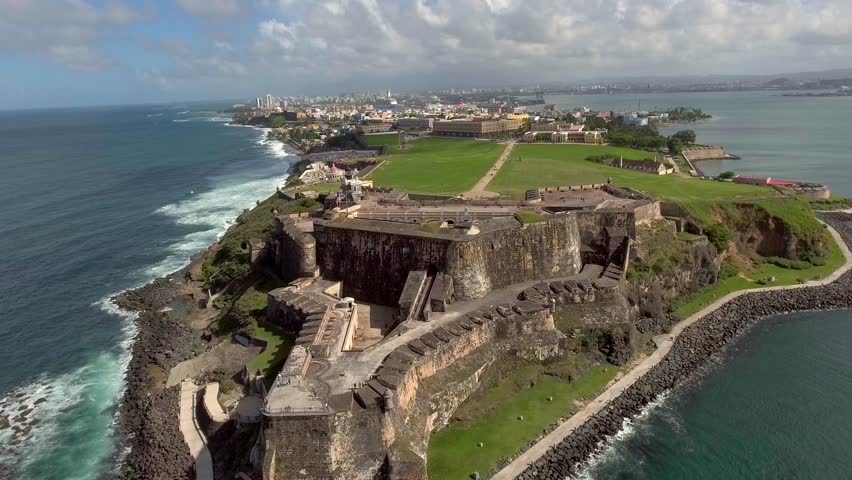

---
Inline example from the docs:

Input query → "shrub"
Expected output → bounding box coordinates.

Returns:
[719,261,738,280]
[763,256,813,270]
[220,378,237,394]
[703,223,732,252]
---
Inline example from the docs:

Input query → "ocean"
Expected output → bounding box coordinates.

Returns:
[578,310,852,480]
[0,104,294,479]
[0,92,849,479]
[536,90,852,196]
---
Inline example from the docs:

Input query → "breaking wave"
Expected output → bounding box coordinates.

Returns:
[0,298,137,480]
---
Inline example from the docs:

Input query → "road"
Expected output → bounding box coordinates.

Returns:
[464,140,515,198]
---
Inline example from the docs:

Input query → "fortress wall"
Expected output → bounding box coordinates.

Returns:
[447,216,583,299]
[274,216,318,281]
[385,307,556,424]
[632,201,662,224]
[317,215,585,304]
[263,408,386,480]
[682,146,725,160]
[263,415,334,479]
[317,226,452,305]
[576,210,635,250]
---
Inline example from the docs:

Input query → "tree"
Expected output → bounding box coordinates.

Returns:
[672,129,696,145]
[667,137,683,154]
[719,171,736,179]
[585,116,608,130]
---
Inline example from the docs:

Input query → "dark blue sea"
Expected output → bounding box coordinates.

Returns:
[0,104,294,479]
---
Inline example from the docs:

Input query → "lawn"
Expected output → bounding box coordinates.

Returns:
[673,235,846,319]
[487,144,772,202]
[248,321,295,383]
[427,363,619,479]
[360,131,400,147]
[369,138,505,194]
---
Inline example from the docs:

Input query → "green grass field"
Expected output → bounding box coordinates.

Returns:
[427,363,619,479]
[360,131,400,147]
[370,138,504,194]
[248,321,295,383]
[487,144,772,201]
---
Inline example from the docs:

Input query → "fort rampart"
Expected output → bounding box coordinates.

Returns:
[314,215,583,304]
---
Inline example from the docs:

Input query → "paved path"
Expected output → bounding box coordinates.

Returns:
[492,222,852,480]
[179,380,214,480]
[464,141,515,198]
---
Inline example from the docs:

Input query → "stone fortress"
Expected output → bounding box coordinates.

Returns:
[253,178,662,479]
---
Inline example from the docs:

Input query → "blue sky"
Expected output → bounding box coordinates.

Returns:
[2,0,852,109]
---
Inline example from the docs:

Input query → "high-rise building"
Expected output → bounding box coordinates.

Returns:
[256,97,263,108]
[386,89,391,99]
[266,94,273,108]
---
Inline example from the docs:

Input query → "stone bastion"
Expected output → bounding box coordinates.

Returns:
[251,191,658,480]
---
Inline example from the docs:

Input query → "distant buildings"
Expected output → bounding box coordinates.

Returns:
[523,123,604,144]
[432,118,524,138]
[734,175,771,185]
[266,94,274,108]
[397,118,434,130]
[623,114,648,127]
[356,123,393,134]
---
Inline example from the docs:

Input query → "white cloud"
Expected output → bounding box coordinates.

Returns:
[0,0,144,70]
[245,0,852,91]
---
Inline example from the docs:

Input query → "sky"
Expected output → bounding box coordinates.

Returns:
[2,0,852,109]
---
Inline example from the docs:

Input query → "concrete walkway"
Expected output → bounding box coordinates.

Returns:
[492,222,852,479]
[179,380,214,480]
[464,141,515,198]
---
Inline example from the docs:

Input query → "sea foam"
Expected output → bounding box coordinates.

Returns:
[0,297,137,479]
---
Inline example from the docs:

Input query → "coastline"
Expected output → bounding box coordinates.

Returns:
[111,134,303,479]
[496,211,852,479]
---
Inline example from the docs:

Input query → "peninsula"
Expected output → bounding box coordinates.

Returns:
[114,104,851,480]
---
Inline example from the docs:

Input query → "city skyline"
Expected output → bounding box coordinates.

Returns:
[3,0,852,109]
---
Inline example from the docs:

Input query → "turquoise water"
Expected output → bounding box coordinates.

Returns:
[539,91,852,196]
[580,310,852,479]
[0,105,294,479]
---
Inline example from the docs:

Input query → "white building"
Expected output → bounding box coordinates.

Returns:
[266,94,274,108]
[623,114,648,127]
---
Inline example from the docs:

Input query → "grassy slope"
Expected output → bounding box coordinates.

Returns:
[369,138,504,194]
[488,144,771,200]
[427,364,619,479]
[248,321,295,378]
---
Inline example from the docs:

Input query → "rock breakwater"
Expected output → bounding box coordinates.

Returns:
[517,212,852,479]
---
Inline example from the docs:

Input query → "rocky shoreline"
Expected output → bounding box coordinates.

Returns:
[112,272,207,480]
[517,211,852,479]
[111,138,308,479]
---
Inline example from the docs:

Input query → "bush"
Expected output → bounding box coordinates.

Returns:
[703,223,732,252]
[719,261,738,280]
[763,256,813,270]
[220,378,237,394]
[719,171,736,179]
